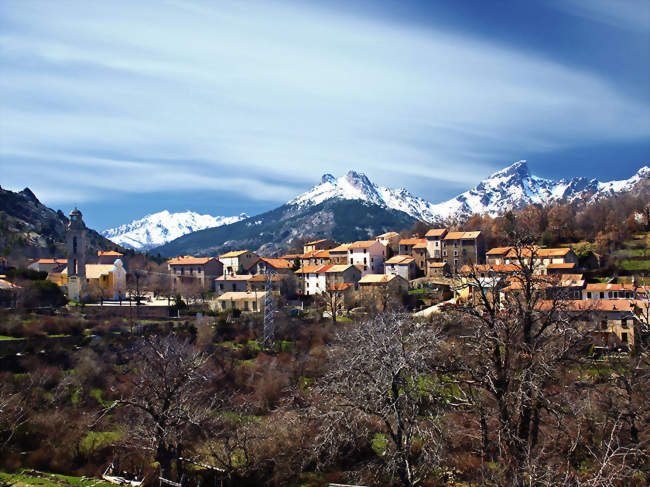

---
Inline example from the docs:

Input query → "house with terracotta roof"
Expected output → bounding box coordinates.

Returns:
[425,228,448,260]
[385,255,417,280]
[300,249,331,267]
[582,283,639,300]
[538,299,638,349]
[61,261,126,300]
[499,273,586,303]
[168,256,222,290]
[279,253,302,269]
[0,277,20,307]
[329,244,351,265]
[442,231,486,270]
[502,247,578,274]
[97,250,124,265]
[219,250,259,276]
[348,240,386,275]
[214,291,266,313]
[214,274,253,295]
[397,238,427,276]
[426,261,449,278]
[486,247,513,266]
[303,239,338,254]
[325,264,363,290]
[253,257,295,275]
[358,273,408,302]
[375,232,401,253]
[247,274,289,295]
[295,264,332,295]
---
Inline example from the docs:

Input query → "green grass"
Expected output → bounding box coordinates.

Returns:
[408,288,428,295]
[614,248,649,257]
[79,431,122,455]
[89,388,114,407]
[620,259,650,271]
[334,316,353,323]
[0,470,115,487]
[371,433,388,456]
[0,335,25,341]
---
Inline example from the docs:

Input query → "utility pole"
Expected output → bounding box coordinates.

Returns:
[263,268,276,350]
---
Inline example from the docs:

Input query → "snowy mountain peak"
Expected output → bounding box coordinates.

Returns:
[290,163,648,225]
[102,210,247,250]
[488,160,530,180]
[321,173,336,184]
[289,171,444,222]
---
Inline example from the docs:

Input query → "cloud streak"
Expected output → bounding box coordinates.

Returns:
[1,0,648,209]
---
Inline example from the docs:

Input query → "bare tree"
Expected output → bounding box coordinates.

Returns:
[115,336,216,481]
[309,311,446,486]
[0,383,27,452]
[317,287,344,324]
[450,236,591,485]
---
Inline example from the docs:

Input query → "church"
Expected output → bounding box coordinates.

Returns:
[58,208,126,301]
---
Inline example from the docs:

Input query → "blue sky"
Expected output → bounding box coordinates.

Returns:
[1,0,649,230]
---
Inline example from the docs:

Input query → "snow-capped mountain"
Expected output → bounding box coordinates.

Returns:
[102,210,247,250]
[429,161,649,220]
[289,163,649,223]
[288,171,444,223]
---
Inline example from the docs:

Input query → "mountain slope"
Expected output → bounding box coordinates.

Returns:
[0,185,122,260]
[155,199,417,257]
[153,162,648,257]
[429,161,649,220]
[286,164,649,224]
[289,171,444,223]
[102,210,247,250]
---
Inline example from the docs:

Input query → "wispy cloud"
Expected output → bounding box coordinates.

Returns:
[549,0,650,31]
[1,0,648,207]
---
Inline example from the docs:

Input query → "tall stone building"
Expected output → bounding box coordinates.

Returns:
[66,208,87,301]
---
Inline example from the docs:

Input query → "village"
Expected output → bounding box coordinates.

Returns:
[3,207,646,355]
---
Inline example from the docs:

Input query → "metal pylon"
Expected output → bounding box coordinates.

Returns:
[263,269,276,349]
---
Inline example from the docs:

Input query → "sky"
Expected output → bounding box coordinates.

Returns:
[1,0,649,230]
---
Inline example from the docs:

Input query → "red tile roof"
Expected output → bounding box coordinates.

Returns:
[349,240,378,249]
[487,246,513,256]
[399,238,426,246]
[385,255,415,265]
[259,257,293,269]
[168,256,215,265]
[98,250,123,256]
[425,228,447,237]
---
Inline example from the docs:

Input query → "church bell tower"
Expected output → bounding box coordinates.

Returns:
[66,208,87,301]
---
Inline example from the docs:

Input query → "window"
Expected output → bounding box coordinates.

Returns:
[621,319,628,329]
[621,332,628,343]
[443,251,447,257]
[454,250,458,256]
[253,301,257,311]
[364,258,367,264]
[244,301,249,311]
[587,292,592,299]
[73,236,77,254]
[219,284,224,290]
[600,320,607,330]
[600,292,604,299]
